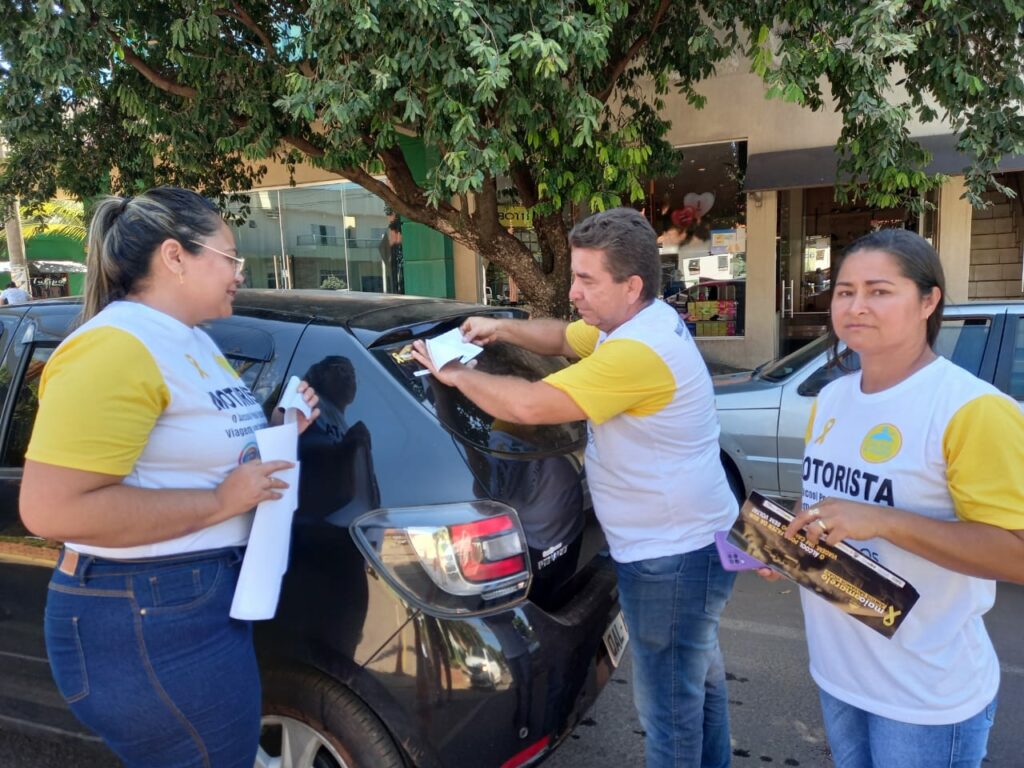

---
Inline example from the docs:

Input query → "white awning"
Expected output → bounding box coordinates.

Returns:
[0,260,88,274]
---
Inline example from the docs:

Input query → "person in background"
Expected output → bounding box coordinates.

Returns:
[1,280,31,304]
[777,228,1024,768]
[411,207,738,768]
[19,187,320,768]
[387,219,404,294]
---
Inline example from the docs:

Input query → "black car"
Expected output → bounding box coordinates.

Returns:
[0,291,626,768]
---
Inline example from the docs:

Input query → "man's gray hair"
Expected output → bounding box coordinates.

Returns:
[568,208,660,301]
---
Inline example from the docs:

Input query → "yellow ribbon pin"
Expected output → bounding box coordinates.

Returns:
[185,354,210,379]
[813,417,836,445]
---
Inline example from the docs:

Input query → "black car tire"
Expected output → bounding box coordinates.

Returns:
[259,665,405,768]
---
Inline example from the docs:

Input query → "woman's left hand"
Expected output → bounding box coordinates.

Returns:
[785,496,887,547]
[271,380,321,434]
[294,380,320,434]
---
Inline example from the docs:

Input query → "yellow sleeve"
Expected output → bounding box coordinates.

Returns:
[943,394,1024,529]
[26,327,170,475]
[543,338,674,425]
[564,320,600,359]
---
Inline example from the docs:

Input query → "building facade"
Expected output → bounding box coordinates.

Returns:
[251,61,1023,370]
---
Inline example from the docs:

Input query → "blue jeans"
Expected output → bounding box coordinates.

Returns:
[45,547,260,768]
[614,543,737,768]
[819,688,996,768]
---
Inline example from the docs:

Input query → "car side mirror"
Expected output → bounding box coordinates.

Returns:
[796,352,860,397]
[18,322,36,346]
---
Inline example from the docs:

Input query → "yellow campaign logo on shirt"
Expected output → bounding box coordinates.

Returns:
[860,424,902,463]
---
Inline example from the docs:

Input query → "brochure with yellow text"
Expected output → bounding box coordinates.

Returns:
[715,491,919,638]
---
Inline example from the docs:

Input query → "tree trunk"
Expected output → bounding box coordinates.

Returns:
[531,211,573,317]
[3,199,31,297]
[475,229,572,319]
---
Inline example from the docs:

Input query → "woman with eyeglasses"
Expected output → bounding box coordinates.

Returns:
[19,187,320,767]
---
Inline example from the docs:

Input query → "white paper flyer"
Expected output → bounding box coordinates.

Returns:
[230,376,311,620]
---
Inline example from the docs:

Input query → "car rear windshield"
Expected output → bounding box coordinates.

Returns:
[371,335,586,456]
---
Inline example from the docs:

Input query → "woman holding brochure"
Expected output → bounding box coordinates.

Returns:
[776,229,1024,768]
[19,188,319,768]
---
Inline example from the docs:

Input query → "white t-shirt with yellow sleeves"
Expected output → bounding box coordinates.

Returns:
[544,299,737,563]
[801,356,1024,724]
[27,301,268,560]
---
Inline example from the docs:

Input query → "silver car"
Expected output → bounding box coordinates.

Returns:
[714,301,1024,505]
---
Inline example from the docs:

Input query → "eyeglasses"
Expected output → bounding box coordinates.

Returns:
[190,241,246,277]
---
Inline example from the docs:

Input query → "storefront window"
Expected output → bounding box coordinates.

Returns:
[646,141,748,338]
[777,186,937,355]
[227,183,392,292]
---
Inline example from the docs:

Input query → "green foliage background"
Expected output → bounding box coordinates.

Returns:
[2,1,1024,314]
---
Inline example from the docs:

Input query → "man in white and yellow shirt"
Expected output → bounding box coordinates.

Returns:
[412,207,738,768]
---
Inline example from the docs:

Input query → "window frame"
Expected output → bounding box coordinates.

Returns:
[993,311,1024,402]
[0,341,58,468]
[795,312,1005,399]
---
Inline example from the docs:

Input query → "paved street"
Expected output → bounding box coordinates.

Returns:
[548,574,1024,767]
[4,574,1023,767]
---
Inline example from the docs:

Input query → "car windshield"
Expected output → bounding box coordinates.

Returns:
[756,335,832,382]
[373,340,586,456]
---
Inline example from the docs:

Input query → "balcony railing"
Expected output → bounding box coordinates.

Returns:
[295,235,383,249]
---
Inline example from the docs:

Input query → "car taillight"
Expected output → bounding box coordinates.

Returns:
[351,501,532,617]
[450,515,527,582]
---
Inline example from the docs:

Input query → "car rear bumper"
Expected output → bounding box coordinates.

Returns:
[361,555,621,767]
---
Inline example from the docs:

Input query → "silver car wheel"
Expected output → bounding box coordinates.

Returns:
[255,714,351,768]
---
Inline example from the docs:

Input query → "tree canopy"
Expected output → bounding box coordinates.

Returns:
[2,1,1024,315]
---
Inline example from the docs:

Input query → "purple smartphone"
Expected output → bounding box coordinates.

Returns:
[713,530,768,572]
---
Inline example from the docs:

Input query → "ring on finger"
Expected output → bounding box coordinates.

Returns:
[815,518,829,532]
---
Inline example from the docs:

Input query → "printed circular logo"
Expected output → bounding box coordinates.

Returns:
[238,442,261,464]
[860,424,902,463]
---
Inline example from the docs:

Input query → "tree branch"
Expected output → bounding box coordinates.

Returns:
[110,31,197,99]
[474,175,501,242]
[281,133,325,158]
[340,163,464,239]
[595,0,672,104]
[510,162,539,208]
[213,5,274,57]
[377,143,458,219]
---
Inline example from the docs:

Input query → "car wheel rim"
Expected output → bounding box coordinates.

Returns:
[256,714,351,768]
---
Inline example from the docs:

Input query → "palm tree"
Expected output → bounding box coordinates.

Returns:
[0,199,86,298]
[0,199,87,248]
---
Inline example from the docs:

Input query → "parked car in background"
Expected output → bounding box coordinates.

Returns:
[715,302,1024,505]
[0,292,625,768]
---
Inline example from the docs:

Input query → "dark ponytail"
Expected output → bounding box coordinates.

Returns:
[82,187,221,321]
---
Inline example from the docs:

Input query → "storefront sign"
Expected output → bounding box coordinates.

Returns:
[497,205,534,229]
[710,227,746,255]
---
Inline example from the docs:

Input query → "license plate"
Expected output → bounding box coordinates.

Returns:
[602,610,629,668]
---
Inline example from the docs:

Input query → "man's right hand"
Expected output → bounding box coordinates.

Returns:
[461,316,504,346]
